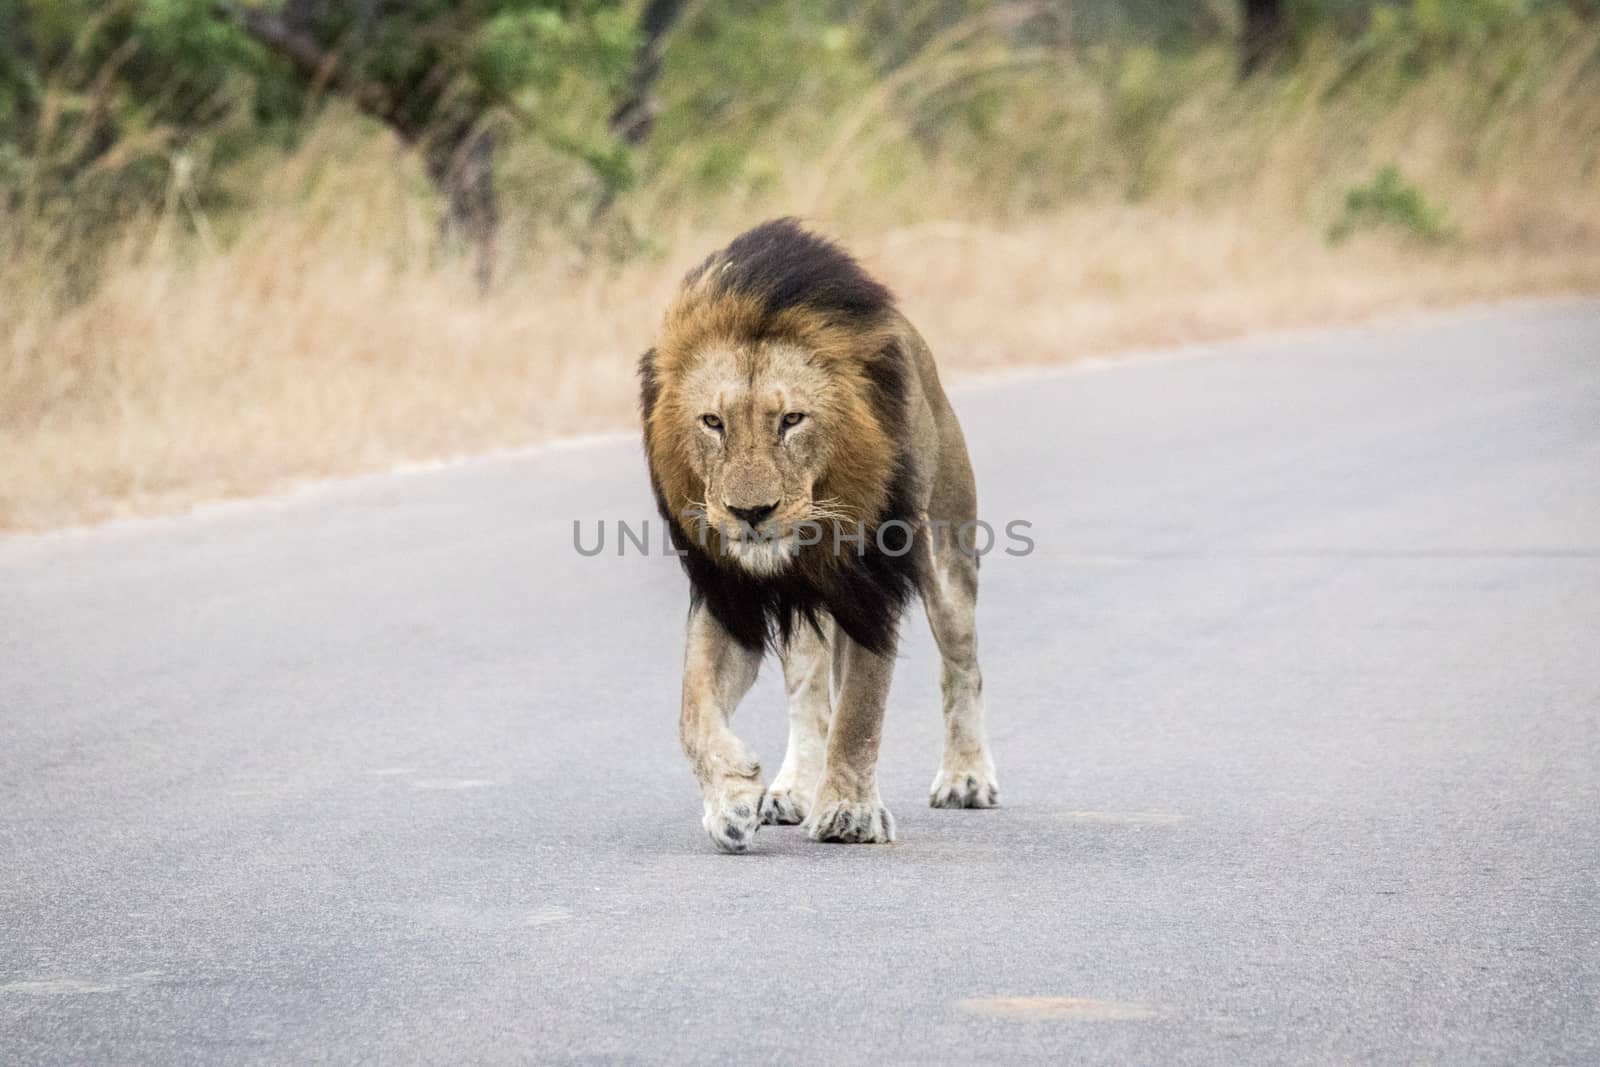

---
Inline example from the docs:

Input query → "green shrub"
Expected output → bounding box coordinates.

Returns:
[1329,164,1453,243]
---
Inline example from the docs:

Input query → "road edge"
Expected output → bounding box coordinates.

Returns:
[5,293,1595,552]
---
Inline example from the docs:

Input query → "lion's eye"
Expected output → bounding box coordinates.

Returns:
[701,414,723,432]
[781,412,806,429]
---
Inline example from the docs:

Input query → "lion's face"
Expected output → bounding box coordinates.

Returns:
[675,342,838,574]
[644,272,902,583]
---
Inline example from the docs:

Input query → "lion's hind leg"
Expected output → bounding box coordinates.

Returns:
[761,619,832,826]
[920,526,1000,809]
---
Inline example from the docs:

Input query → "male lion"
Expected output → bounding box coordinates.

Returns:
[639,218,998,853]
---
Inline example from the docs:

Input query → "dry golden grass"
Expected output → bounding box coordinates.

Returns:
[4,26,1599,531]
[5,200,1596,532]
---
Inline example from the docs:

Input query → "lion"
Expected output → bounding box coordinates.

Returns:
[639,218,998,853]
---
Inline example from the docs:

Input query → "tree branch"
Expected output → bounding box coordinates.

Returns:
[217,1,411,137]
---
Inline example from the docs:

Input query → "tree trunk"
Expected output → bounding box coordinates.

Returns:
[590,0,687,228]
[1240,0,1287,78]
[609,0,688,146]
[426,123,498,293]
[224,2,498,289]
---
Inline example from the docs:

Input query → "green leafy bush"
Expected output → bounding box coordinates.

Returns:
[1329,164,1453,243]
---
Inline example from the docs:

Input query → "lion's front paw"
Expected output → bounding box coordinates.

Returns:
[929,764,1000,809]
[759,788,808,826]
[694,748,761,857]
[704,790,764,857]
[806,796,896,844]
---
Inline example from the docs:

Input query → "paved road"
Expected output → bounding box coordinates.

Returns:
[3,302,1599,1065]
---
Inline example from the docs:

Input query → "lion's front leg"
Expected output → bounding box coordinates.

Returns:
[680,603,765,853]
[805,622,898,844]
[761,620,832,826]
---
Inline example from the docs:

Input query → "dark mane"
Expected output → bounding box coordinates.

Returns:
[659,453,921,658]
[642,220,919,656]
[684,217,895,328]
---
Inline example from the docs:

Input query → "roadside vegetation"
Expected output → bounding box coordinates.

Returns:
[3,0,1599,529]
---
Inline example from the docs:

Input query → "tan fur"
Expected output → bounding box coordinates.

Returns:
[645,229,999,852]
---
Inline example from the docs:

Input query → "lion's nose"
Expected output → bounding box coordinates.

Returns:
[726,502,778,526]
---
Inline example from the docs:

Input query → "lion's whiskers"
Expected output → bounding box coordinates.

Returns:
[808,497,860,524]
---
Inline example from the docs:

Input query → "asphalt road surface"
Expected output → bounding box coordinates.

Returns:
[4,301,1599,1065]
